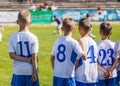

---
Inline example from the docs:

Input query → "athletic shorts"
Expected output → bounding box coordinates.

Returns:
[11,74,40,86]
[76,81,97,86]
[53,76,76,86]
[98,77,118,86]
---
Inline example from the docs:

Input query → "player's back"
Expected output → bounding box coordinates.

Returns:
[97,40,117,79]
[52,36,83,78]
[75,37,98,83]
[9,31,38,75]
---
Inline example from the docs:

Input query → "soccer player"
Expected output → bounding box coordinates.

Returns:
[52,15,62,35]
[75,18,98,86]
[0,25,4,42]
[108,41,120,85]
[116,41,120,84]
[8,10,39,86]
[51,18,86,86]
[97,22,118,86]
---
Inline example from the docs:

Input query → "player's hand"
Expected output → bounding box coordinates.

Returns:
[108,71,112,78]
[30,73,37,83]
[104,71,110,79]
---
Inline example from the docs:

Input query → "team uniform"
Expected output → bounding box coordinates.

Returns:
[75,37,98,86]
[8,31,39,86]
[52,36,84,86]
[53,17,62,34]
[97,40,118,86]
[117,41,120,82]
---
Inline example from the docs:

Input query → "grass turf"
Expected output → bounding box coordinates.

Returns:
[0,24,119,86]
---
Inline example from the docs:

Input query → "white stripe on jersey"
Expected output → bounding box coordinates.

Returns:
[75,37,98,83]
[97,40,118,80]
[52,36,84,78]
[8,31,39,75]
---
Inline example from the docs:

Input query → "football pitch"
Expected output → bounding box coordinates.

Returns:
[0,24,120,86]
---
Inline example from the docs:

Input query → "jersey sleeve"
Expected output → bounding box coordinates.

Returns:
[8,37,15,52]
[74,41,84,59]
[31,37,39,53]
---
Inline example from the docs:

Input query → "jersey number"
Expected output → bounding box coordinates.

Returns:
[99,48,114,66]
[17,41,31,58]
[57,44,66,62]
[87,45,96,63]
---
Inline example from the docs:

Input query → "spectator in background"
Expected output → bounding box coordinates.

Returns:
[28,0,33,4]
[22,0,33,4]
[38,2,57,11]
[44,3,49,11]
[38,2,49,11]
[97,6,107,21]
[39,2,45,10]
[22,0,27,3]
[30,4,36,12]
[97,6,102,11]
[50,2,57,11]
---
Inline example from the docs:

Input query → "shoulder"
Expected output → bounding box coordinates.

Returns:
[97,40,106,45]
[8,32,19,44]
[9,32,18,40]
[27,31,38,40]
[53,37,62,45]
[68,37,79,45]
[109,40,116,44]
[78,38,84,45]
[77,38,86,48]
[107,40,116,46]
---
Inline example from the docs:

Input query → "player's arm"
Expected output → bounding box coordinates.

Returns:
[109,58,120,74]
[30,37,39,83]
[75,39,86,70]
[50,55,55,70]
[75,59,80,70]
[75,55,86,70]
[97,63,107,73]
[97,62,110,78]
[78,39,86,60]
[109,49,120,75]
[31,53,38,83]
[8,38,31,63]
[9,52,31,63]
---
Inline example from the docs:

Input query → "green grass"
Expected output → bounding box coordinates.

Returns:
[0,24,119,86]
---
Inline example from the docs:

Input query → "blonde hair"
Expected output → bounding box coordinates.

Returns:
[17,10,31,26]
[62,18,75,32]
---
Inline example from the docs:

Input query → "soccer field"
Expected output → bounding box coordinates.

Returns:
[0,24,120,86]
